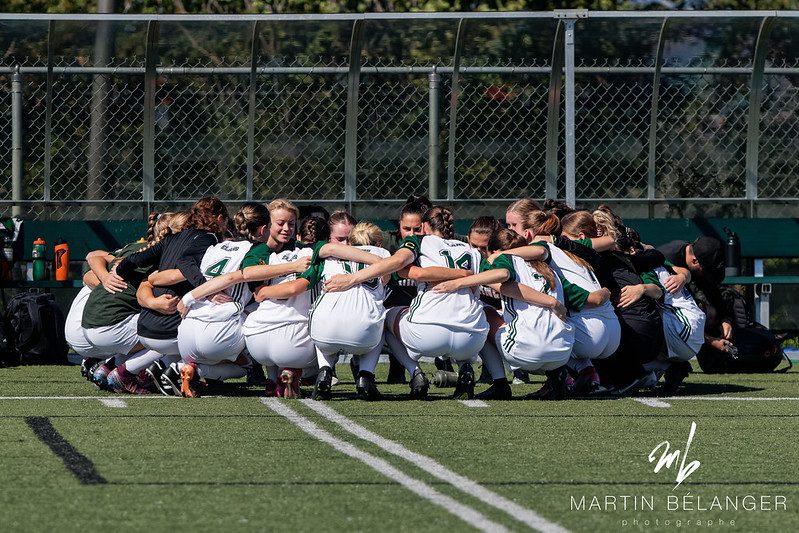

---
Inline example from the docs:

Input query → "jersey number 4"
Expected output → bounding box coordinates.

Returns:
[204,258,230,278]
[439,250,472,271]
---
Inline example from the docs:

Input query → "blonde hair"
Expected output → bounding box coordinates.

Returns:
[234,202,270,242]
[267,198,299,220]
[349,222,383,247]
[592,210,619,241]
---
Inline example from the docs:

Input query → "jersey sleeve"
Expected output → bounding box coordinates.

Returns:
[574,237,593,249]
[528,241,551,263]
[399,235,423,262]
[488,253,516,282]
[297,263,322,289]
[241,243,271,269]
[561,277,590,312]
[309,240,327,267]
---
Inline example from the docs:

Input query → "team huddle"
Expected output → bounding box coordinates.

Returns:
[65,195,708,401]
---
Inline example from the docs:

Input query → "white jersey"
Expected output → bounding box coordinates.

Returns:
[188,240,254,322]
[655,266,706,358]
[545,242,616,320]
[493,254,574,356]
[309,246,391,347]
[401,235,485,331]
[242,247,314,335]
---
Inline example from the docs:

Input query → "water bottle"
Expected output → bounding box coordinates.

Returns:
[724,227,740,278]
[32,237,46,281]
[54,238,69,281]
[431,370,459,388]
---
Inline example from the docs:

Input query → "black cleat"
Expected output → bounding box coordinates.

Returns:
[660,361,692,395]
[160,363,182,397]
[453,362,475,400]
[434,357,455,372]
[246,362,268,387]
[356,371,382,401]
[527,367,568,401]
[146,361,172,396]
[349,357,359,382]
[409,369,430,400]
[476,365,492,384]
[512,368,531,384]
[475,378,512,401]
[312,366,333,401]
[80,358,100,380]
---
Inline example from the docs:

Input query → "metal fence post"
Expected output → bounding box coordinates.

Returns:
[344,19,365,213]
[647,18,669,218]
[428,68,440,201]
[142,21,159,212]
[44,20,54,204]
[11,65,23,218]
[446,18,466,202]
[545,21,564,200]
[246,21,260,202]
[560,13,581,207]
[745,16,775,218]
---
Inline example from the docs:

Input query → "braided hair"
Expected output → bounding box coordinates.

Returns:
[422,206,455,240]
[300,216,330,245]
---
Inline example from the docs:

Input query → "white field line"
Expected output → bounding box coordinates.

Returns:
[0,396,174,400]
[459,399,489,408]
[633,398,671,408]
[98,398,127,408]
[301,399,570,533]
[661,397,799,401]
[261,398,509,533]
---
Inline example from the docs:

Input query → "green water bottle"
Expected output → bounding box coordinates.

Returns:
[32,237,46,281]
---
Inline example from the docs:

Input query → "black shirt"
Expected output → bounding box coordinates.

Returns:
[116,228,218,339]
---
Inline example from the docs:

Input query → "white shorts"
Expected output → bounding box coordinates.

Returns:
[569,312,621,361]
[311,318,383,356]
[84,313,140,356]
[496,326,572,373]
[178,316,246,365]
[139,336,180,357]
[65,287,108,358]
[662,310,704,362]
[245,322,315,369]
[399,318,488,362]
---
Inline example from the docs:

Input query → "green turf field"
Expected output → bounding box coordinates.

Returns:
[1,363,798,532]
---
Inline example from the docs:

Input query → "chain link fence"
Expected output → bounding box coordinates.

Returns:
[0,12,798,221]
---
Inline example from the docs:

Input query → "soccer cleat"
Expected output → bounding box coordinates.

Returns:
[137,369,154,390]
[409,369,430,400]
[453,362,475,400]
[660,361,692,395]
[612,371,658,397]
[264,378,279,397]
[513,369,531,384]
[180,363,200,398]
[527,367,568,401]
[475,379,512,401]
[476,365,492,384]
[330,365,339,387]
[349,357,359,383]
[81,358,100,380]
[90,362,113,391]
[312,366,333,401]
[280,368,302,399]
[246,363,268,387]
[355,371,382,401]
[571,366,605,396]
[107,368,150,395]
[160,363,182,397]
[434,357,454,372]
[146,361,174,396]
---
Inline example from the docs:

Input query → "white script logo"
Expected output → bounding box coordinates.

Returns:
[648,421,701,490]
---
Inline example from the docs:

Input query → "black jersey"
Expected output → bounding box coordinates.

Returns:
[116,228,218,339]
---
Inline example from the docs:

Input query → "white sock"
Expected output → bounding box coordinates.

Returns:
[124,349,163,374]
[358,341,383,375]
[479,342,507,380]
[385,329,419,375]
[316,347,338,369]
[197,362,247,381]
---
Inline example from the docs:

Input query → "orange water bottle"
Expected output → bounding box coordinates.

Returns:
[54,238,69,281]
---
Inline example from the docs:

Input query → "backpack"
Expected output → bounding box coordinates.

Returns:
[6,291,68,365]
[696,287,791,373]
[0,314,18,367]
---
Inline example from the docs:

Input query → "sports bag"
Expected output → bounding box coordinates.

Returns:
[6,291,68,365]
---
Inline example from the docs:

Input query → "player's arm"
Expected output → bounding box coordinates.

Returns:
[617,283,662,309]
[82,270,101,289]
[325,248,414,293]
[585,288,612,308]
[86,249,127,294]
[498,281,567,321]
[432,269,509,293]
[136,281,178,314]
[240,259,311,283]
[662,263,691,295]
[488,244,549,263]
[253,278,310,302]
[401,266,470,282]
[148,268,185,286]
[318,243,381,265]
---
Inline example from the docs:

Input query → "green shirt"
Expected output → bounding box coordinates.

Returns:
[82,241,150,329]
